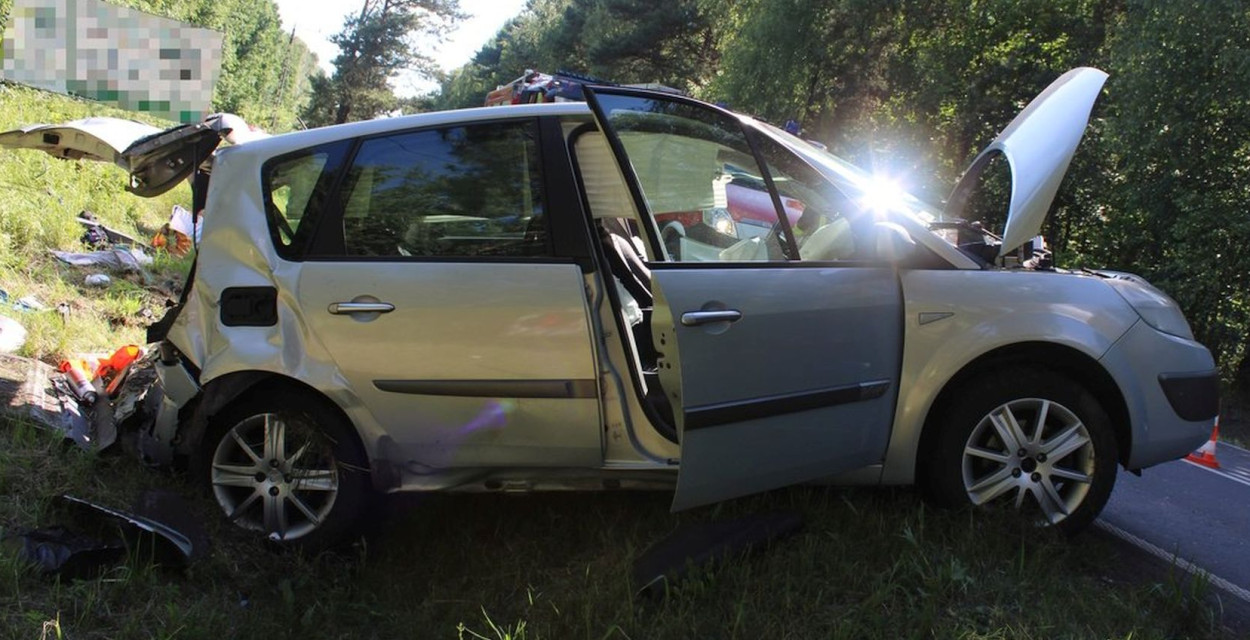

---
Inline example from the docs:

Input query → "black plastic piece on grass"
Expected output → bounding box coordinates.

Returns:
[7,491,206,579]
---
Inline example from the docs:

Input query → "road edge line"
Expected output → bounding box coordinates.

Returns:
[1094,519,1250,605]
[1182,458,1250,489]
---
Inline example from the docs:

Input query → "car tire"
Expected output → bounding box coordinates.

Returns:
[923,368,1117,535]
[194,389,371,551]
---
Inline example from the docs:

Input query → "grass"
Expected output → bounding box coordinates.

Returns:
[0,418,1240,640]
[0,82,191,364]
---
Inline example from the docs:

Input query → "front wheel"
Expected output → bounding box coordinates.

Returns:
[195,391,371,550]
[923,369,1118,535]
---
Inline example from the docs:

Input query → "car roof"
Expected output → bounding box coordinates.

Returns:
[228,102,594,161]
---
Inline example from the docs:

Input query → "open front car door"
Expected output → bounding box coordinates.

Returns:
[583,87,904,510]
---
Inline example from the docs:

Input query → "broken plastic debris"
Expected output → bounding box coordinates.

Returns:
[77,212,138,247]
[0,354,92,445]
[0,289,47,312]
[53,247,151,273]
[8,492,203,578]
[59,495,196,565]
[9,525,126,579]
[84,274,111,287]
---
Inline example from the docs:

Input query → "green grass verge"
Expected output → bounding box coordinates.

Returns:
[0,82,192,363]
[0,419,1237,640]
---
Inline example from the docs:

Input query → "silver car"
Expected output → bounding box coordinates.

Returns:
[2,68,1217,549]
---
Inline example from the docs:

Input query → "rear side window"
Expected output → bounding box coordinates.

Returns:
[336,119,549,259]
[262,139,352,259]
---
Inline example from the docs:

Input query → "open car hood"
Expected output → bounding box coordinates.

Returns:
[945,67,1108,257]
[0,116,223,197]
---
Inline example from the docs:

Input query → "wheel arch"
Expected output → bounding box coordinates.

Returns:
[914,341,1132,480]
[178,371,373,475]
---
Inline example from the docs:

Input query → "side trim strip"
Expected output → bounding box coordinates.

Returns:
[685,380,891,431]
[373,379,598,399]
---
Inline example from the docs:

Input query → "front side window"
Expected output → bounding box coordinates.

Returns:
[594,95,789,263]
[337,120,548,258]
[753,133,872,262]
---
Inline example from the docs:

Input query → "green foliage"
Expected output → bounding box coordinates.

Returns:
[303,0,463,126]
[0,0,316,132]
[1090,0,1250,384]
[432,0,727,110]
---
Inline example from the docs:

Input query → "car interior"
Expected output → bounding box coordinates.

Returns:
[567,123,679,441]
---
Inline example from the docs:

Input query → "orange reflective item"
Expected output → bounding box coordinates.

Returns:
[95,344,141,379]
[96,345,143,396]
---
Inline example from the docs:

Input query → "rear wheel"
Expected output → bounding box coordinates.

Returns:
[924,369,1117,534]
[196,391,370,550]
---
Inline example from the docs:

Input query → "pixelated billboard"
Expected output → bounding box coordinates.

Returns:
[1,0,223,122]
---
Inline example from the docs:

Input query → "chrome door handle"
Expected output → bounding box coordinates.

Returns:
[328,302,395,315]
[680,310,742,326]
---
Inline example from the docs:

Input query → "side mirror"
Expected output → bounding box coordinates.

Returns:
[875,222,917,263]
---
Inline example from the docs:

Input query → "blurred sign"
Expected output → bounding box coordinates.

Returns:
[1,0,223,122]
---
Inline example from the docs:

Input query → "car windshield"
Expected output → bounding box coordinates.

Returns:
[750,120,954,243]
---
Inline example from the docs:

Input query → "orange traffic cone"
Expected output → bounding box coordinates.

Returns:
[1186,419,1221,469]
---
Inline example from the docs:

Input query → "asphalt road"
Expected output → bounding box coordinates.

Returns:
[1099,439,1250,603]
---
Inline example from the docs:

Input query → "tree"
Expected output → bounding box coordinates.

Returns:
[1092,0,1250,385]
[306,0,463,125]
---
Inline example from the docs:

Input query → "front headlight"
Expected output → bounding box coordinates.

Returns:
[1102,274,1194,340]
[703,208,737,237]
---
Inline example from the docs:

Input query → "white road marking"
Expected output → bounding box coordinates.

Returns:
[1095,519,1250,605]
[1182,453,1250,490]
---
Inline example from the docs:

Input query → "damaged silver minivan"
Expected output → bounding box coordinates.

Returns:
[2,68,1218,549]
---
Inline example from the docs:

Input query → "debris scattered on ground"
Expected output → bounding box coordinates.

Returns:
[57,359,98,404]
[84,273,111,287]
[0,354,90,446]
[0,316,27,353]
[6,492,204,578]
[8,524,126,579]
[77,211,138,246]
[49,345,147,450]
[1,348,150,452]
[632,510,803,598]
[151,204,198,257]
[0,289,47,312]
[53,247,152,273]
[81,224,110,249]
[59,493,199,564]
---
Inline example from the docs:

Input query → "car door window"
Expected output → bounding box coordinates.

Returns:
[592,96,789,262]
[337,120,549,258]
[753,133,872,262]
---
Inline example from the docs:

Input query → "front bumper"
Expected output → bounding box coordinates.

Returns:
[1158,371,1219,422]
[1099,320,1217,470]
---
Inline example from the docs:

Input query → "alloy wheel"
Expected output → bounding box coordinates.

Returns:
[961,397,1096,525]
[210,413,339,541]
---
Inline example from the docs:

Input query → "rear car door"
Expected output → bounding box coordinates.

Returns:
[584,88,904,510]
[274,117,602,470]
